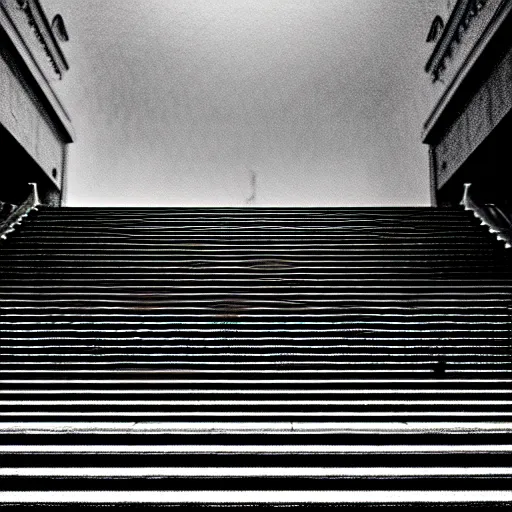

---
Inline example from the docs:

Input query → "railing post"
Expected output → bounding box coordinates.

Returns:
[28,182,41,207]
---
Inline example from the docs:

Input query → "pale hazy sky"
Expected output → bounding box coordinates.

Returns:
[44,0,445,207]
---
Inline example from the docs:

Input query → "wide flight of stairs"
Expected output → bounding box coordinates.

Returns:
[0,206,511,508]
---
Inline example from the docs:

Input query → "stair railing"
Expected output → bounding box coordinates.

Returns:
[0,183,40,240]
[461,182,512,248]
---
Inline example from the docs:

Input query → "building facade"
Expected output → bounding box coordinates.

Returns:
[0,0,73,207]
[424,0,512,209]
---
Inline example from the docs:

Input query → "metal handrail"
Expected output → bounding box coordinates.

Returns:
[460,182,512,248]
[0,183,40,240]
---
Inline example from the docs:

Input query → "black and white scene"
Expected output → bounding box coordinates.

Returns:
[0,0,511,508]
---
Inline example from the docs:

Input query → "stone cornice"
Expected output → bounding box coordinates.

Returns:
[426,0,488,83]
[422,0,512,143]
[15,0,68,79]
[0,0,74,141]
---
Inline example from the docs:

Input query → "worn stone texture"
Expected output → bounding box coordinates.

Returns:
[0,51,64,188]
[1,0,64,81]
[434,46,512,188]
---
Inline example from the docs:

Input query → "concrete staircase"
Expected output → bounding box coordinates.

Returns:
[0,206,511,508]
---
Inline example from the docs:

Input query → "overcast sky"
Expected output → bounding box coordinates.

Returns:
[44,0,445,207]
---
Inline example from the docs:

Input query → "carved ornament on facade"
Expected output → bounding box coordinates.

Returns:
[15,0,64,78]
[426,0,487,82]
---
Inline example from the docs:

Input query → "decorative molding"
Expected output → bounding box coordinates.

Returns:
[16,0,60,77]
[426,0,487,82]
[426,16,445,44]
[422,0,512,143]
[15,0,68,79]
[0,0,75,141]
[51,14,68,43]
